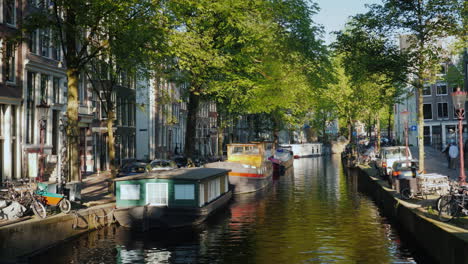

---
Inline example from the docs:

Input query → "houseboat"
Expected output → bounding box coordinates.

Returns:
[269,147,294,175]
[280,143,323,157]
[113,168,232,230]
[205,143,273,194]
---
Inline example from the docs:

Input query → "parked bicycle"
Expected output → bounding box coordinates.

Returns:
[0,180,47,219]
[437,183,468,222]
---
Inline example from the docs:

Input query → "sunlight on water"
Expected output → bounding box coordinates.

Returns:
[31,155,429,264]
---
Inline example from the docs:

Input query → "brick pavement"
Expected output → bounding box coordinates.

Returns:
[80,171,115,206]
[410,145,465,181]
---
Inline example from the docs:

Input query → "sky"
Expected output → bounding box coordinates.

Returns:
[313,0,381,45]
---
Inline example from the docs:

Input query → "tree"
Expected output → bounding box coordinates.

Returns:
[350,0,462,171]
[24,0,166,182]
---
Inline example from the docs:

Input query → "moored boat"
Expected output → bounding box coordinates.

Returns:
[269,147,294,175]
[205,143,273,194]
[113,168,232,230]
[280,143,323,157]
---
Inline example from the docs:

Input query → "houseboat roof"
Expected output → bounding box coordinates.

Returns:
[113,168,230,182]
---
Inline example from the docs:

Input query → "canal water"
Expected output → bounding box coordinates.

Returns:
[30,156,432,264]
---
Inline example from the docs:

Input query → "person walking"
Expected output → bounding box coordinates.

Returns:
[442,143,450,167]
[449,143,459,169]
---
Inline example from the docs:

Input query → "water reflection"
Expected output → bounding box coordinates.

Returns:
[31,155,426,264]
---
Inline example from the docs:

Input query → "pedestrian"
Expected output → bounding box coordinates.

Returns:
[449,143,459,169]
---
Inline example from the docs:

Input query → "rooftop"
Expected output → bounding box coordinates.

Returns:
[113,167,230,182]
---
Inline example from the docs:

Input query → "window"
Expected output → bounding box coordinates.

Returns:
[116,97,122,125]
[4,0,15,25]
[40,74,49,104]
[174,184,195,200]
[437,103,448,119]
[207,178,220,202]
[146,183,168,206]
[52,77,60,103]
[26,72,36,144]
[5,43,15,82]
[436,84,447,95]
[29,30,38,54]
[423,104,432,120]
[51,30,61,61]
[39,29,50,57]
[199,184,205,206]
[120,184,140,200]
[422,85,431,96]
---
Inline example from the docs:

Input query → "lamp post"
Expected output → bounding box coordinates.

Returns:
[36,102,50,182]
[401,110,410,160]
[452,87,467,185]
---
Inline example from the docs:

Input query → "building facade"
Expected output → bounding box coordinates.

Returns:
[0,0,23,181]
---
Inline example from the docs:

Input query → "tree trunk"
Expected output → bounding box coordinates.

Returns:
[388,105,392,140]
[376,115,381,151]
[66,68,81,183]
[217,127,224,157]
[107,110,116,178]
[417,82,425,172]
[347,119,352,142]
[184,90,200,158]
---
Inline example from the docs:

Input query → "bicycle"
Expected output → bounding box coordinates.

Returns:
[0,180,47,219]
[437,185,468,222]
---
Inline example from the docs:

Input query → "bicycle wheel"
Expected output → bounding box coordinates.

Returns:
[438,198,460,222]
[436,195,451,211]
[31,200,47,219]
[59,198,72,214]
[400,188,412,200]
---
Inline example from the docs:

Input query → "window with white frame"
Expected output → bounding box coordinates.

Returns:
[437,102,448,119]
[52,77,60,104]
[4,0,16,25]
[423,103,432,120]
[207,178,220,202]
[26,71,36,144]
[199,184,205,206]
[120,184,140,200]
[5,42,15,82]
[40,74,49,104]
[146,183,168,206]
[174,184,195,200]
[39,28,50,57]
[422,85,431,96]
[436,84,447,95]
[29,30,38,54]
[224,175,228,192]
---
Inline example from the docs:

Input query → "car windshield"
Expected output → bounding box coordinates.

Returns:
[384,148,406,159]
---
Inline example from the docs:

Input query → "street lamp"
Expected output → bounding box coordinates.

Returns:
[36,101,50,182]
[400,110,410,160]
[452,87,467,185]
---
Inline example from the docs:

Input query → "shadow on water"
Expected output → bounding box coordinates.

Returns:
[29,155,433,264]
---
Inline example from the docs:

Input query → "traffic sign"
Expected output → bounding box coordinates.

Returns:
[410,125,417,131]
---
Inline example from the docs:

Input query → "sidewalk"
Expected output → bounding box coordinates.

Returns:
[410,145,464,181]
[80,171,115,206]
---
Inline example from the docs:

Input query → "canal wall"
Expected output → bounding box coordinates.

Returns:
[349,167,468,264]
[0,203,115,263]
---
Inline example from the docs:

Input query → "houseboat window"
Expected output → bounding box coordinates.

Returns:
[245,146,259,154]
[231,146,244,154]
[120,184,140,200]
[208,178,221,202]
[224,175,229,193]
[146,183,168,206]
[199,184,205,206]
[174,184,195,200]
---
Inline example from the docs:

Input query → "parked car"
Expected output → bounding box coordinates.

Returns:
[149,159,177,171]
[389,159,419,188]
[375,146,412,178]
[117,162,148,177]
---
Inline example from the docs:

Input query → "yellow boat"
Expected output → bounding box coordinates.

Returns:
[205,143,273,194]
